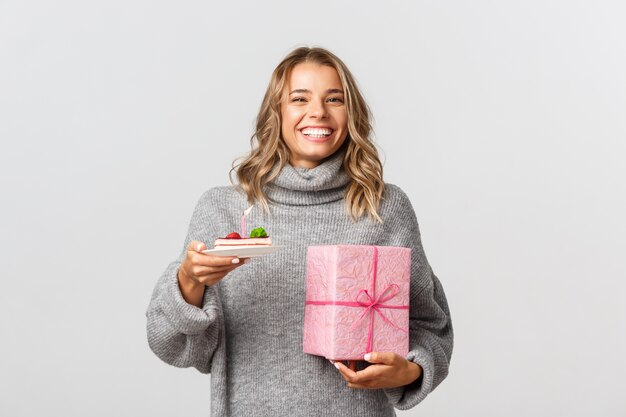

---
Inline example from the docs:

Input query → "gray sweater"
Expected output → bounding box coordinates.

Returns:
[146,152,453,416]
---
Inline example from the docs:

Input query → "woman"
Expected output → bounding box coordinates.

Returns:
[146,47,453,416]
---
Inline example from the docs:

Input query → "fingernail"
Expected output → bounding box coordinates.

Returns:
[334,362,340,369]
[364,353,371,361]
[197,243,203,251]
[231,258,240,264]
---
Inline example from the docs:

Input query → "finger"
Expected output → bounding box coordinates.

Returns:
[192,252,243,267]
[347,382,373,389]
[196,266,241,285]
[333,360,358,382]
[211,264,243,276]
[363,351,397,365]
[190,263,242,277]
[347,363,383,384]
[188,241,206,252]
[186,242,241,266]
[203,260,248,271]
[348,361,357,372]
[334,362,385,387]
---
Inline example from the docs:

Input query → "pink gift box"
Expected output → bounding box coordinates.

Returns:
[303,245,411,360]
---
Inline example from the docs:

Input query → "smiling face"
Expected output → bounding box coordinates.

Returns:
[280,62,349,168]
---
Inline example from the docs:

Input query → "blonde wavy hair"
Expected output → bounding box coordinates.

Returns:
[232,46,385,222]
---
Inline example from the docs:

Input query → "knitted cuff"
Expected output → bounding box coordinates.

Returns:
[383,348,435,410]
[160,269,213,335]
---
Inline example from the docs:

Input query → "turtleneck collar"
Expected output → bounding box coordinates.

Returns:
[265,150,351,206]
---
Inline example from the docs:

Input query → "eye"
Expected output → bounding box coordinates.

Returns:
[290,97,307,103]
[327,97,344,103]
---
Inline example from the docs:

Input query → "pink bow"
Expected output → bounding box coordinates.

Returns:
[349,284,408,353]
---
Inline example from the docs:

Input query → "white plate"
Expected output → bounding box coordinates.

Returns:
[202,245,286,258]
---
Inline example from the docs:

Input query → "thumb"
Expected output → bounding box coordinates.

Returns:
[188,241,206,253]
[363,352,396,365]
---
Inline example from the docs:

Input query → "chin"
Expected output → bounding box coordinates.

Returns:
[301,146,339,161]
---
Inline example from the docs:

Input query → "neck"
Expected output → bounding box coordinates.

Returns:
[265,150,351,206]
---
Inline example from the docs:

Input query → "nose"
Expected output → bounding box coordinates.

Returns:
[308,99,328,119]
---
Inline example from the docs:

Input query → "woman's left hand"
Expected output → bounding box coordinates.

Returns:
[333,352,422,389]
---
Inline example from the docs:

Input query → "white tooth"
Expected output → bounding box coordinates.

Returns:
[303,128,332,136]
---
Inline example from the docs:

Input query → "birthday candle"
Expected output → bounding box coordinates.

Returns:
[241,205,253,237]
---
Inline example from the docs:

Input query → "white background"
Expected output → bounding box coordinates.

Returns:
[1,1,625,416]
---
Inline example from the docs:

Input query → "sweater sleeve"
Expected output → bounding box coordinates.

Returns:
[145,190,223,374]
[381,185,454,409]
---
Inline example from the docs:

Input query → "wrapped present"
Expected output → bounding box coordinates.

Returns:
[302,245,411,360]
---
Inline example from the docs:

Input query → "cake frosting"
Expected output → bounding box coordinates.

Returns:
[213,228,272,248]
[214,237,272,247]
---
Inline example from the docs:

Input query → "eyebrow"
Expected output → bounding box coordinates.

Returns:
[289,88,344,95]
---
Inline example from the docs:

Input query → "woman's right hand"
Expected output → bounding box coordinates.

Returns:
[177,241,246,307]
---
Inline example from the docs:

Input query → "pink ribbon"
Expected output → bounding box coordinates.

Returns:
[305,246,409,353]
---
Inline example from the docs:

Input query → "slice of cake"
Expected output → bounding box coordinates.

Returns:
[214,227,272,248]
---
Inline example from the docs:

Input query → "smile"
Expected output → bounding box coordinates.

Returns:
[300,127,334,138]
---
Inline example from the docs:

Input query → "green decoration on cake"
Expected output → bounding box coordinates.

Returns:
[249,227,268,238]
